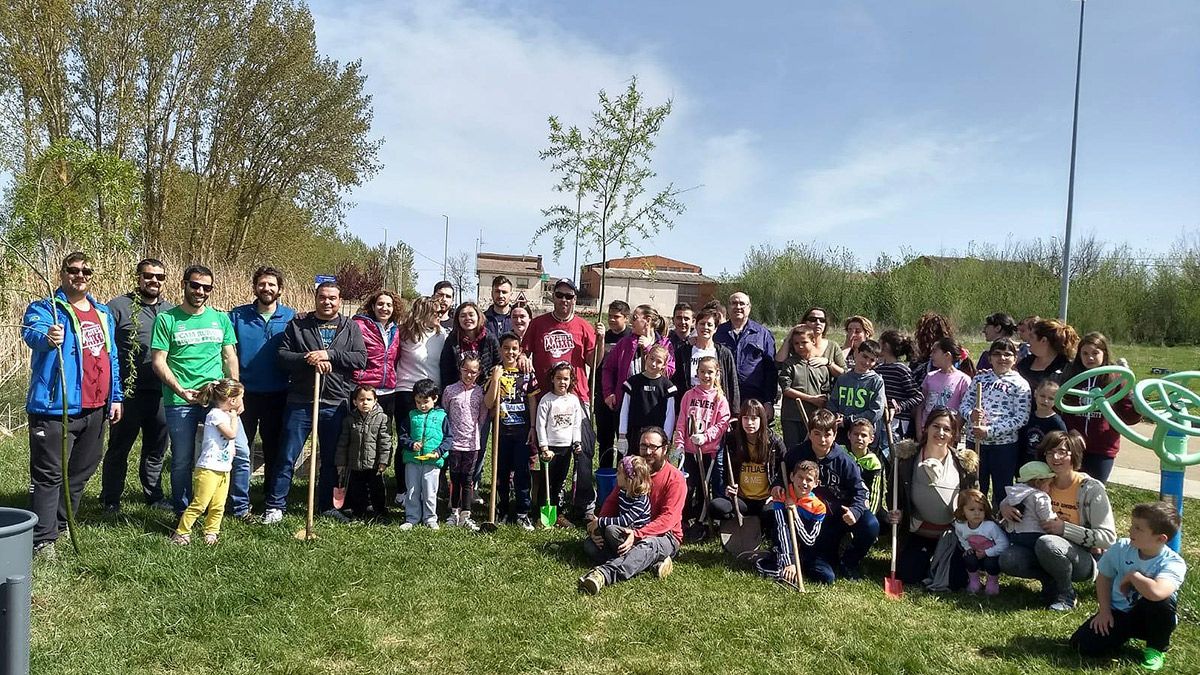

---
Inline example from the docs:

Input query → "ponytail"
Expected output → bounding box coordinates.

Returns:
[196,378,244,407]
[1034,319,1080,360]
[635,304,668,337]
[879,329,915,363]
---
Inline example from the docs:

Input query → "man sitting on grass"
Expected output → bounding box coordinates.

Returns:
[579,426,685,595]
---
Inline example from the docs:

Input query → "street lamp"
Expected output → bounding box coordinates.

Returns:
[442,214,449,280]
[1059,0,1086,321]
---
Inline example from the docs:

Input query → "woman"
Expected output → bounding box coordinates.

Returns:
[976,312,1020,371]
[508,303,531,343]
[352,290,402,428]
[673,307,739,409]
[438,301,500,386]
[841,315,875,367]
[1015,318,1079,395]
[999,430,1116,611]
[602,304,676,422]
[886,407,978,589]
[394,296,449,496]
[712,399,785,539]
[911,312,975,388]
[777,306,846,377]
[1059,333,1140,483]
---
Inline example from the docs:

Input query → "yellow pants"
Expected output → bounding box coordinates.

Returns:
[175,468,230,536]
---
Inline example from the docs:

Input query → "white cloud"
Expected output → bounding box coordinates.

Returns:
[692,129,762,203]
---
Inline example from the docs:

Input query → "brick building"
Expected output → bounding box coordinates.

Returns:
[579,255,717,313]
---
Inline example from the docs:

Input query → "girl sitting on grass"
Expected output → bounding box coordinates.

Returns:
[589,455,652,536]
[173,379,243,546]
[953,488,1009,596]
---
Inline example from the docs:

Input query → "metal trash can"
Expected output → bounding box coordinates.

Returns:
[0,508,37,675]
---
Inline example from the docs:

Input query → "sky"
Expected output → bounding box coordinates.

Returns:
[308,0,1200,290]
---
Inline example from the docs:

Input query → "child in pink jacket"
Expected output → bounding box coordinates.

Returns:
[673,356,731,530]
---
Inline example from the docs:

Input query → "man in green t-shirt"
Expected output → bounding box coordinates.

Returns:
[151,264,244,517]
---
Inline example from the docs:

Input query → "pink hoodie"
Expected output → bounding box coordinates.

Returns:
[673,385,731,456]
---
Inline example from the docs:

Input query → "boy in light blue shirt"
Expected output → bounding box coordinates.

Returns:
[1070,501,1186,671]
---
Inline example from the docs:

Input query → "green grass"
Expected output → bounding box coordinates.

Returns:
[3,438,1198,674]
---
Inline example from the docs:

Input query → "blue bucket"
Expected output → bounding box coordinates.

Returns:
[596,468,618,507]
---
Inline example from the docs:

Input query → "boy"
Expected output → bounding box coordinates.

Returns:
[397,379,453,530]
[846,419,883,516]
[1019,379,1066,467]
[669,302,694,352]
[777,325,831,451]
[827,340,886,448]
[1071,502,1187,671]
[485,333,538,530]
[772,409,879,582]
[334,385,392,520]
[757,460,826,587]
[596,300,632,468]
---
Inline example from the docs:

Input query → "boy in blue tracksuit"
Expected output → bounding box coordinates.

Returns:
[772,408,879,582]
[22,253,123,554]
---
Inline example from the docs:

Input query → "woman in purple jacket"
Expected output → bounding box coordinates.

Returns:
[601,304,677,423]
[352,290,402,429]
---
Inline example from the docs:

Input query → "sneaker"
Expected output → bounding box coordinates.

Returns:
[450,509,461,526]
[516,515,535,531]
[1140,647,1165,671]
[427,521,440,531]
[460,515,480,532]
[393,492,405,506]
[102,502,121,515]
[321,508,351,524]
[170,533,190,546]
[398,522,415,531]
[203,533,219,546]
[148,500,174,512]
[235,511,259,524]
[967,572,982,594]
[1048,597,1076,612]
[985,575,1000,596]
[262,508,284,524]
[578,569,606,595]
[33,540,56,560]
[654,556,674,579]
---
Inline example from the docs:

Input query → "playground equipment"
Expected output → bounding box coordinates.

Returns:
[1056,366,1200,551]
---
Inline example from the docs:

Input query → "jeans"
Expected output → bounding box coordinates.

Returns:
[977,441,1018,509]
[1081,454,1115,484]
[811,508,880,579]
[100,390,167,506]
[28,408,106,545]
[266,403,345,512]
[166,405,250,516]
[1071,598,1178,655]
[584,531,679,586]
[999,534,1096,605]
[495,431,532,518]
[393,392,417,494]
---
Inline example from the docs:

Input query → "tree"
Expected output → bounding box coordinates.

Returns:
[446,251,474,302]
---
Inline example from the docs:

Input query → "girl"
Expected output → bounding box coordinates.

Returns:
[535,362,584,527]
[841,315,875,368]
[777,307,846,377]
[912,312,975,388]
[442,351,487,531]
[777,324,831,451]
[353,290,402,430]
[508,303,532,343]
[617,344,679,457]
[714,399,787,536]
[439,301,501,498]
[953,488,1009,596]
[592,455,652,532]
[875,329,922,440]
[673,356,732,530]
[918,337,971,430]
[1059,332,1140,483]
[1016,318,1079,396]
[173,379,244,545]
[394,296,448,499]
[672,308,739,409]
[959,338,1031,507]
[977,313,1020,371]
[602,305,676,424]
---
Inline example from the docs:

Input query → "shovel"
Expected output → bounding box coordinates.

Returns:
[883,408,903,599]
[481,397,502,533]
[539,460,557,528]
[295,371,322,541]
[785,502,806,593]
[332,470,348,510]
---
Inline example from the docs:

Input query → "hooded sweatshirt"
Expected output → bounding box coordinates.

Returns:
[1060,373,1141,459]
[776,441,870,521]
[958,369,1032,445]
[673,385,731,456]
[1000,483,1056,535]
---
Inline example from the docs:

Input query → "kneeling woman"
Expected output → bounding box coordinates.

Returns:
[887,407,979,589]
[712,399,785,541]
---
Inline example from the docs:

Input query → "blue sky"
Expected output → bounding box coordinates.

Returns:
[309,0,1199,291]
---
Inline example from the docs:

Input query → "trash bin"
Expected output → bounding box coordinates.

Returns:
[0,507,36,675]
[595,468,618,507]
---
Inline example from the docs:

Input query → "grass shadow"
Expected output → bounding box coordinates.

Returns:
[977,634,1137,669]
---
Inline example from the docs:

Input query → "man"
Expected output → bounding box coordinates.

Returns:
[151,265,248,519]
[432,280,455,331]
[522,278,598,520]
[264,281,366,524]
[100,258,174,514]
[579,426,686,594]
[714,292,777,410]
[668,302,694,353]
[483,274,513,337]
[229,266,295,499]
[22,252,123,555]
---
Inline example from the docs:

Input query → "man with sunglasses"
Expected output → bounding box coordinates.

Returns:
[715,292,777,413]
[23,252,123,556]
[100,258,175,514]
[151,265,245,518]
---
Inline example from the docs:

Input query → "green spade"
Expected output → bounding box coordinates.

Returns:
[539,460,557,528]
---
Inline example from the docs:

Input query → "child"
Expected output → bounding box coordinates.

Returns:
[1070,502,1187,671]
[952,488,1010,596]
[999,461,1057,549]
[875,329,922,440]
[1018,379,1067,467]
[595,300,631,468]
[173,379,244,545]
[827,339,886,449]
[590,455,652,536]
[535,362,584,527]
[617,344,678,457]
[846,419,883,516]
[673,355,732,530]
[777,324,832,451]
[918,337,972,430]
[757,460,827,587]
[398,378,453,530]
[485,333,537,530]
[959,338,1032,507]
[443,352,487,531]
[335,385,393,520]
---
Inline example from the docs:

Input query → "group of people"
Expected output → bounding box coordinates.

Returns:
[19,253,1187,671]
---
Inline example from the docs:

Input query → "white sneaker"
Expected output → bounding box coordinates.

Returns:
[460,514,480,532]
[516,514,535,531]
[450,509,461,526]
[262,508,283,524]
[321,508,351,524]
[398,522,415,531]
[427,521,440,530]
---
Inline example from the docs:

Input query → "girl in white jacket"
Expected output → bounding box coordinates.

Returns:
[960,338,1031,507]
[953,489,1010,596]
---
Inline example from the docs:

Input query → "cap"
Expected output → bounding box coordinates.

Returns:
[554,278,578,293]
[1017,461,1055,483]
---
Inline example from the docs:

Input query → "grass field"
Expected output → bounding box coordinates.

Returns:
[3,437,1196,675]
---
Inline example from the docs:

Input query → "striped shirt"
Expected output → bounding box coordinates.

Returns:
[595,491,651,529]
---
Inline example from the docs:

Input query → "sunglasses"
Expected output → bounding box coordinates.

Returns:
[554,291,575,300]
[805,316,826,323]
[187,280,214,293]
[141,272,167,282]
[64,266,94,277]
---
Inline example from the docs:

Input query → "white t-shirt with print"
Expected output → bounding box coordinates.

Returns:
[196,408,236,472]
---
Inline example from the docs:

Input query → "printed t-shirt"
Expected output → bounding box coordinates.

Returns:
[72,303,111,409]
[523,313,597,401]
[739,460,769,501]
[1048,473,1084,526]
[197,408,236,472]
[1098,538,1187,612]
[498,367,532,433]
[151,306,237,406]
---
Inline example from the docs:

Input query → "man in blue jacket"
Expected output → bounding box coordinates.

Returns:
[715,292,777,413]
[229,266,295,511]
[22,252,123,556]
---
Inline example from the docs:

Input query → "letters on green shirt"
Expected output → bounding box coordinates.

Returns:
[150,306,237,406]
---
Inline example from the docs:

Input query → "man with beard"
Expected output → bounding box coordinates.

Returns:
[23,252,123,556]
[432,280,455,331]
[483,275,513,337]
[100,258,175,514]
[151,265,247,518]
[229,266,295,510]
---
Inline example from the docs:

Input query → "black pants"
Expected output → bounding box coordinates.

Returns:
[345,469,387,517]
[682,452,718,522]
[495,430,532,519]
[241,390,288,477]
[393,391,416,494]
[100,391,167,507]
[594,398,619,469]
[29,408,106,545]
[1071,598,1178,655]
[962,550,1001,575]
[896,533,968,589]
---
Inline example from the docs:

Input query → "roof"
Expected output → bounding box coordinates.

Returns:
[584,254,702,274]
[592,267,716,284]
[476,252,543,276]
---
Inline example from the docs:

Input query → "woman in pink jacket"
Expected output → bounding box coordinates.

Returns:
[352,290,402,429]
[673,355,731,537]
[602,304,676,415]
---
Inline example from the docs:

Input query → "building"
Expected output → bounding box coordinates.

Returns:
[475,253,548,308]
[579,255,717,312]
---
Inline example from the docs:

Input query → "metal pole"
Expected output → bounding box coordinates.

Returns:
[442,214,449,280]
[1058,0,1085,321]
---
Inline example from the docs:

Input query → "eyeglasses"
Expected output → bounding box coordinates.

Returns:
[141,272,167,282]
[1047,448,1072,458]
[638,442,664,451]
[187,280,214,293]
[64,266,94,277]
[554,291,575,300]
